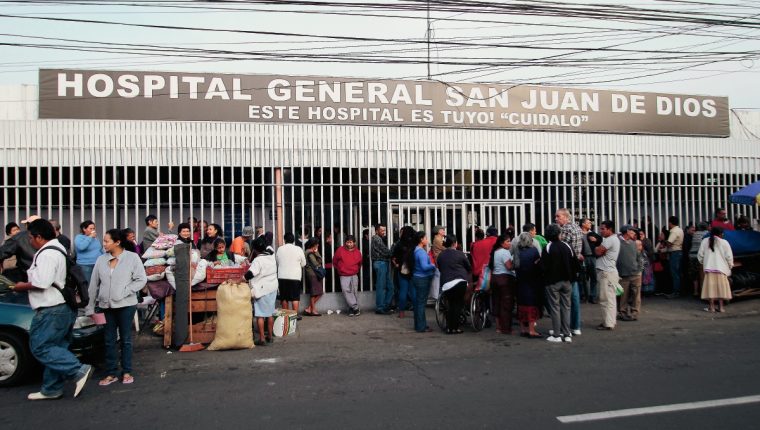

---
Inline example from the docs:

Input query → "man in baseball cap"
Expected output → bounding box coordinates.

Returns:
[20,215,42,224]
[230,225,255,258]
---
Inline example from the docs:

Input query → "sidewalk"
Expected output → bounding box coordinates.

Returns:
[134,294,760,366]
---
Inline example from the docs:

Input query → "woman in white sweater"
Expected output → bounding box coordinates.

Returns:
[245,238,278,346]
[697,227,734,313]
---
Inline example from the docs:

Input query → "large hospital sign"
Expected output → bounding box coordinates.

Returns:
[39,69,729,137]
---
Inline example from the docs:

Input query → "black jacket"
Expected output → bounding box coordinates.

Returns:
[0,233,36,282]
[437,248,472,285]
[541,240,575,285]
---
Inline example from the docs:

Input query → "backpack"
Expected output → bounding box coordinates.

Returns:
[36,247,90,310]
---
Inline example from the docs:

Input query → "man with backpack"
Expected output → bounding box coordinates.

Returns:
[11,218,92,400]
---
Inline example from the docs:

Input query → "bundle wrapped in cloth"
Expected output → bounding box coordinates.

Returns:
[207,280,254,350]
[151,234,178,250]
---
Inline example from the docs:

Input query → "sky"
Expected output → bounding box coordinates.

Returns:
[0,0,759,109]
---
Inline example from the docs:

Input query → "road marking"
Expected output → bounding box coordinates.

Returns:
[557,395,760,423]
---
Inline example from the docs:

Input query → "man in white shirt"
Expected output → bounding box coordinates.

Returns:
[276,232,307,319]
[11,219,92,400]
[594,220,621,331]
[665,216,685,298]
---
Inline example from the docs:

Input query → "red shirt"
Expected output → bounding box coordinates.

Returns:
[333,246,363,276]
[711,219,734,231]
[471,236,497,277]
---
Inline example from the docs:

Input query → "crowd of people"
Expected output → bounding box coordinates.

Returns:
[0,206,746,400]
[363,207,744,340]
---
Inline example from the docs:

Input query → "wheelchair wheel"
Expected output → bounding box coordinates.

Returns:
[470,291,489,331]
[435,292,449,332]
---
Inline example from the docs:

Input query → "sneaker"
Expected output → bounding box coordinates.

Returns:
[546,336,562,343]
[353,308,361,316]
[28,392,62,401]
[666,292,680,299]
[347,309,356,317]
[563,336,573,343]
[73,364,92,398]
[572,329,582,336]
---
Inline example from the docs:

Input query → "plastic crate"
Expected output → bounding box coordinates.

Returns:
[205,265,249,285]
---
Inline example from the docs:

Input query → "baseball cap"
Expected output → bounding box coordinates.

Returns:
[20,215,41,224]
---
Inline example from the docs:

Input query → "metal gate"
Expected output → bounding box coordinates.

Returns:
[389,199,534,251]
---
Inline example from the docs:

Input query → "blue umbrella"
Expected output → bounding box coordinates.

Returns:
[730,180,760,205]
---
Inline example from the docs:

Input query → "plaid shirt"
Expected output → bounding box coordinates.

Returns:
[560,222,583,258]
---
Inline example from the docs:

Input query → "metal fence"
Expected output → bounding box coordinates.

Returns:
[1,119,759,292]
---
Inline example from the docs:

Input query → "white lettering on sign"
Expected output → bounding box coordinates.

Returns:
[43,70,728,137]
[57,73,83,97]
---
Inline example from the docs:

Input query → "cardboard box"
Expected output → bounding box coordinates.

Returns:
[273,309,298,337]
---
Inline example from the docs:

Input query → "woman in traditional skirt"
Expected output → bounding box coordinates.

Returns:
[514,232,543,338]
[303,238,325,316]
[697,227,734,313]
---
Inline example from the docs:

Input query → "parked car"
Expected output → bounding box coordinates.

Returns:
[0,290,104,387]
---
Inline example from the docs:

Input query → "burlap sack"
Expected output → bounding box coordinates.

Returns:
[207,280,254,350]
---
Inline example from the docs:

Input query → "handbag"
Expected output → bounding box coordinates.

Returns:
[614,283,624,297]
[477,264,492,292]
[400,263,411,276]
[307,253,326,280]
[652,261,664,273]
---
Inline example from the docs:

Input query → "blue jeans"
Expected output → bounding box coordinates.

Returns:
[103,306,137,376]
[412,275,432,331]
[670,251,682,294]
[29,304,81,397]
[584,257,598,301]
[571,281,581,331]
[80,264,95,284]
[397,275,416,311]
[373,261,393,312]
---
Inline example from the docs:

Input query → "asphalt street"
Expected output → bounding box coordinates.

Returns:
[2,295,759,430]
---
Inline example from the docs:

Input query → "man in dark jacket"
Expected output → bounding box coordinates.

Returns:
[541,223,575,343]
[0,215,40,282]
[437,235,472,334]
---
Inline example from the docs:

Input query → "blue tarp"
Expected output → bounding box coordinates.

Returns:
[722,230,760,256]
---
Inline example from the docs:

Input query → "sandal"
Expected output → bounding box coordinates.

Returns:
[122,374,134,384]
[98,376,119,386]
[703,307,715,313]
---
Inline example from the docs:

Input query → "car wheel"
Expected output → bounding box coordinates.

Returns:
[0,331,32,387]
